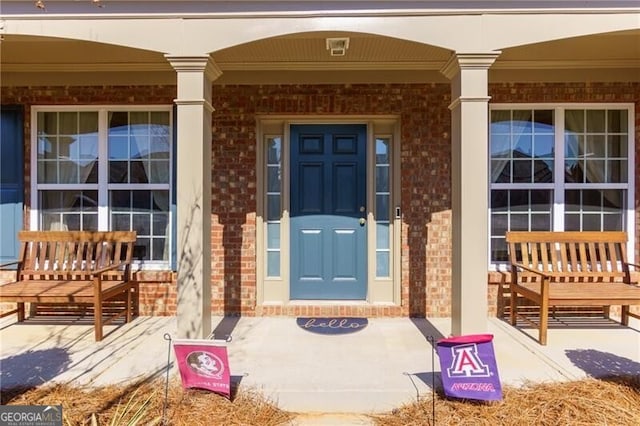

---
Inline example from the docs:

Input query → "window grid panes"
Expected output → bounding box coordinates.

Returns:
[490,189,552,262]
[490,107,630,263]
[375,137,391,277]
[565,109,628,184]
[39,190,98,231]
[108,111,171,184]
[34,108,172,266]
[565,189,625,231]
[110,190,170,261]
[490,109,554,184]
[37,111,99,184]
[266,136,282,277]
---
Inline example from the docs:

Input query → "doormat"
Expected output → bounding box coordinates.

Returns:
[296,317,368,335]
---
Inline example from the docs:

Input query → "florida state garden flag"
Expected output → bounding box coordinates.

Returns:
[173,339,231,398]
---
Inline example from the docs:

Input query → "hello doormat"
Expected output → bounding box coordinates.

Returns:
[296,317,368,335]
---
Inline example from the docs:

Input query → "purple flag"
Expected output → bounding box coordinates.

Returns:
[173,339,231,398]
[436,334,503,401]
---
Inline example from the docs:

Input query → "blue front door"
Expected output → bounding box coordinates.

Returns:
[290,124,367,300]
[0,106,24,264]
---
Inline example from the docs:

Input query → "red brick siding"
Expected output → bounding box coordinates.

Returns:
[0,86,180,316]
[488,82,640,317]
[1,82,639,319]
[211,84,452,317]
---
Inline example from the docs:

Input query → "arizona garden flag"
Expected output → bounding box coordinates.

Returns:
[436,334,503,401]
[173,339,231,398]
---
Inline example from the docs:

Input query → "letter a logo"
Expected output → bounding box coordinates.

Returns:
[447,343,490,378]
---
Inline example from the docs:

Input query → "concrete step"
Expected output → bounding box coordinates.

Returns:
[292,413,374,425]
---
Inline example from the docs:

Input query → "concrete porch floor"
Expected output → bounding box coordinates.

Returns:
[1,313,639,424]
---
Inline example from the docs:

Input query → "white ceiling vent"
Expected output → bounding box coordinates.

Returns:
[325,38,350,57]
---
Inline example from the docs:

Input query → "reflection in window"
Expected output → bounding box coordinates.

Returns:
[375,137,391,277]
[565,189,624,232]
[490,109,554,184]
[490,189,552,261]
[564,110,628,184]
[110,190,170,261]
[37,111,99,184]
[108,111,171,184]
[40,190,98,231]
[34,108,173,265]
[266,136,282,277]
[490,107,631,263]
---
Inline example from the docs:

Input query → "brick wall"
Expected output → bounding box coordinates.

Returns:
[1,82,639,319]
[0,86,180,316]
[211,83,452,317]
[488,82,640,317]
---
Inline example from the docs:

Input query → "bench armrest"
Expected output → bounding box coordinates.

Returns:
[625,262,640,270]
[510,262,551,299]
[624,262,640,285]
[510,262,551,279]
[0,260,21,270]
[92,262,129,277]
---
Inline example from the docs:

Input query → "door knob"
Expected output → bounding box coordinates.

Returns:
[359,218,366,226]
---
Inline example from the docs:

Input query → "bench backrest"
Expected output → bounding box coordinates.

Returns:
[506,231,630,283]
[16,231,137,281]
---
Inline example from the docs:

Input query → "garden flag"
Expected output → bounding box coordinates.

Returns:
[436,334,503,401]
[173,339,231,398]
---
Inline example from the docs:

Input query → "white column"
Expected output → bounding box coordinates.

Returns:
[166,55,221,339]
[441,52,500,336]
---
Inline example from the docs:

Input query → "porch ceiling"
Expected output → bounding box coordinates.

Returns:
[1,29,638,86]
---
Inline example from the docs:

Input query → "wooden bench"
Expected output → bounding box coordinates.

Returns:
[506,231,640,345]
[0,230,137,341]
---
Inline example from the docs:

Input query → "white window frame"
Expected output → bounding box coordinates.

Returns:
[30,105,174,270]
[489,103,635,269]
[263,133,283,279]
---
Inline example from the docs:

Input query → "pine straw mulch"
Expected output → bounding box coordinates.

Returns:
[374,375,640,426]
[1,379,293,426]
[2,375,640,425]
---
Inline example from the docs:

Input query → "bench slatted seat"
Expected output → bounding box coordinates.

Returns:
[0,231,137,341]
[506,231,640,345]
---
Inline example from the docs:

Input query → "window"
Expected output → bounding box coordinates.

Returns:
[375,137,391,278]
[33,107,173,267]
[259,127,396,281]
[265,135,282,277]
[489,106,633,263]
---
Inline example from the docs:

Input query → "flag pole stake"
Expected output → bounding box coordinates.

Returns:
[427,335,436,426]
[162,333,173,425]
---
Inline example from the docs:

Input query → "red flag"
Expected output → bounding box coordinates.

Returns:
[173,339,231,398]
